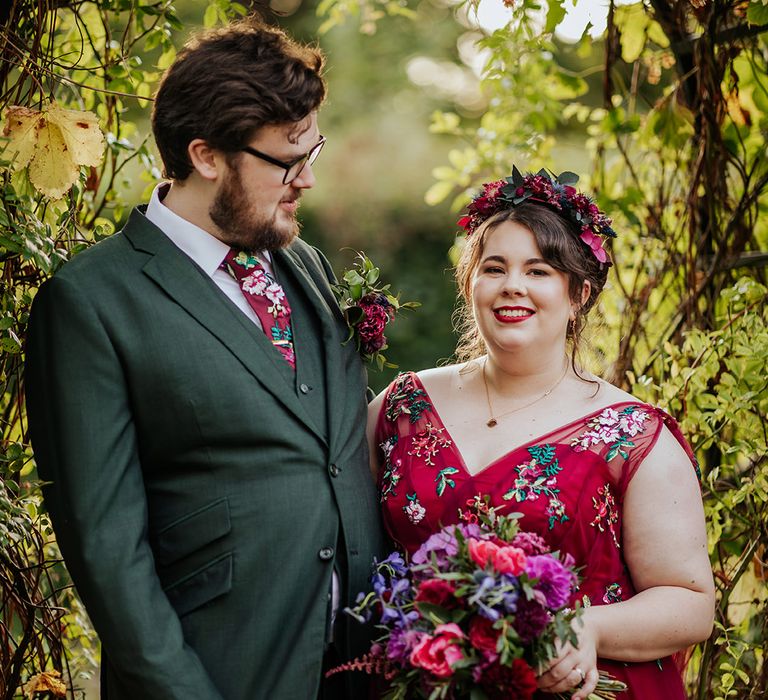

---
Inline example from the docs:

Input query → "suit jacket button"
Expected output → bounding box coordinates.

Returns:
[318,547,334,561]
[299,383,310,394]
[329,463,340,477]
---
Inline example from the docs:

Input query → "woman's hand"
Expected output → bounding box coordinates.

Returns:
[536,616,599,700]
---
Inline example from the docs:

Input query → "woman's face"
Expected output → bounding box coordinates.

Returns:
[471,220,580,357]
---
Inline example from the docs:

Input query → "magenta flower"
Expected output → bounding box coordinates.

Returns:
[524,554,577,609]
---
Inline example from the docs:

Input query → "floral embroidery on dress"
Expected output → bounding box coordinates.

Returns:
[502,444,568,530]
[379,436,401,503]
[590,483,620,548]
[408,422,452,466]
[385,373,432,424]
[603,582,623,604]
[434,467,460,497]
[403,493,426,523]
[571,405,650,461]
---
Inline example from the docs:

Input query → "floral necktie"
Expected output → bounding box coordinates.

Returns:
[222,249,296,369]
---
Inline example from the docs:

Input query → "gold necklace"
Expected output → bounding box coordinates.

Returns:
[482,358,569,428]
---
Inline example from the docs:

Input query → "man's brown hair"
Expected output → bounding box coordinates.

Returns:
[152,16,326,180]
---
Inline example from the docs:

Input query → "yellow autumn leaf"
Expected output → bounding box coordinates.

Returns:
[2,101,105,199]
[2,106,41,169]
[47,101,104,168]
[22,669,67,698]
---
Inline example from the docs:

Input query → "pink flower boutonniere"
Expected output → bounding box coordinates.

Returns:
[334,251,419,370]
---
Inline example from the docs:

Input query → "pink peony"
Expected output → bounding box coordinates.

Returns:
[468,538,499,569]
[490,546,527,576]
[409,623,466,678]
[511,531,550,556]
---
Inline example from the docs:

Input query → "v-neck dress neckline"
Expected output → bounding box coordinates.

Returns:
[407,372,645,479]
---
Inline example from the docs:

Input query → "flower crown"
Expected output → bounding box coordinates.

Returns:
[457,166,617,265]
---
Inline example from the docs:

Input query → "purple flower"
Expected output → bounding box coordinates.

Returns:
[386,627,428,664]
[499,575,520,613]
[524,554,577,610]
[371,571,387,596]
[513,598,551,642]
[412,527,459,567]
[457,522,486,540]
[378,551,408,576]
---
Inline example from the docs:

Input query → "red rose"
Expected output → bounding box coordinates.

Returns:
[468,616,500,658]
[409,623,466,678]
[415,578,458,608]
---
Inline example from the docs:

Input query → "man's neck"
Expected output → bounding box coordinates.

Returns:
[161,179,221,240]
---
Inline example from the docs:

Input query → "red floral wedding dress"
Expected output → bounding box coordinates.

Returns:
[375,372,699,700]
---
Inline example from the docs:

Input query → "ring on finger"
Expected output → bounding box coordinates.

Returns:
[575,667,585,684]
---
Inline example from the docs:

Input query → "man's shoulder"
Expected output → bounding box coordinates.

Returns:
[52,208,154,283]
[287,237,324,265]
[285,237,334,282]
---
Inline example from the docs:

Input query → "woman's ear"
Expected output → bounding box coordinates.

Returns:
[571,280,592,320]
[580,280,592,307]
[187,139,221,181]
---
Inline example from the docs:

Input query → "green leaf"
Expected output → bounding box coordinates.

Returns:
[747,2,768,25]
[203,4,219,27]
[545,0,566,34]
[425,179,455,206]
[615,4,650,62]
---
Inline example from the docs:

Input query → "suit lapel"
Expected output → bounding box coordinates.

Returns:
[123,210,326,446]
[277,246,347,452]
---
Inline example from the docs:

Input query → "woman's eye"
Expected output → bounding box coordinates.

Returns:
[483,265,504,274]
[528,268,549,276]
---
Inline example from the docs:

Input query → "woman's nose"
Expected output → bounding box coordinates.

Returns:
[501,272,526,296]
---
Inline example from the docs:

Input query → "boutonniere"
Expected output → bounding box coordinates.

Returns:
[333,251,419,370]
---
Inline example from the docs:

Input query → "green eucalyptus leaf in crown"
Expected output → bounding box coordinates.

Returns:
[458,167,617,265]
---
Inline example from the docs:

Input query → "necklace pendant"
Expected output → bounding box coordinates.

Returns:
[486,418,498,428]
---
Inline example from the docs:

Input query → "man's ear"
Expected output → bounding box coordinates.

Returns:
[187,139,221,181]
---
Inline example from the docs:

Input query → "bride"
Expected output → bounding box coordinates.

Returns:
[367,170,714,699]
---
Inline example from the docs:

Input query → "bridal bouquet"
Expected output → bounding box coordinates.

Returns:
[330,498,626,700]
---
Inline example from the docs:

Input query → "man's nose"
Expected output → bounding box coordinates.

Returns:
[292,162,316,189]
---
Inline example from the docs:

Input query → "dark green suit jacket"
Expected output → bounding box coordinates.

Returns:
[25,208,385,699]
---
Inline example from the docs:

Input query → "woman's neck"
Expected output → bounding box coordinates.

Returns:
[482,350,571,400]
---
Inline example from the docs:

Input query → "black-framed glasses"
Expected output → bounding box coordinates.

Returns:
[241,135,326,184]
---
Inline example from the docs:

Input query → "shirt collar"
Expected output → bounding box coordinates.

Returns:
[144,182,271,276]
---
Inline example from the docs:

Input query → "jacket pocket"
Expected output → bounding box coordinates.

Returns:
[153,497,231,567]
[163,551,233,618]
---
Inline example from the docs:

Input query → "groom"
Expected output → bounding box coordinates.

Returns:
[25,17,383,700]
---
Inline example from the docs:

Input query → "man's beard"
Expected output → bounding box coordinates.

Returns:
[209,166,299,252]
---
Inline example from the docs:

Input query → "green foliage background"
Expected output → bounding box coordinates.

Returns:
[1,0,766,698]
